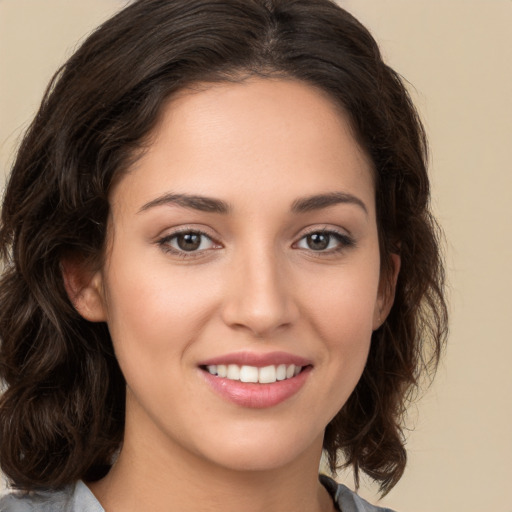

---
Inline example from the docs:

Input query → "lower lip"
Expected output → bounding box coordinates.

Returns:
[200,367,312,409]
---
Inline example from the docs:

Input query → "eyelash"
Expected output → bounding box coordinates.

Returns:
[156,228,355,259]
[157,229,219,259]
[295,228,355,254]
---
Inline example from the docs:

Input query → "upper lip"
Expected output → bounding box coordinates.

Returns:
[198,351,312,368]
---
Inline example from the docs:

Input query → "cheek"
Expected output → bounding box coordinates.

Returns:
[298,255,380,391]
[102,265,223,432]
[102,253,222,375]
[318,289,374,378]
[305,263,379,341]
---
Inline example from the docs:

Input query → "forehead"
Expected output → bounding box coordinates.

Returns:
[111,78,375,216]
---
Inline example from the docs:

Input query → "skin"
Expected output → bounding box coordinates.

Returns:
[67,78,398,512]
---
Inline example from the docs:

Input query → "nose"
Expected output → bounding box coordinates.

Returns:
[220,245,299,338]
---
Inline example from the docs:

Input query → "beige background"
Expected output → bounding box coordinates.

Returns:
[1,1,511,510]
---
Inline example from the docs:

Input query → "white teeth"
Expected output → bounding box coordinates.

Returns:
[206,363,303,383]
[227,364,240,380]
[276,364,287,381]
[258,365,277,384]
[240,365,259,383]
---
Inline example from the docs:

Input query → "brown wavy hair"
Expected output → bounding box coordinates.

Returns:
[0,0,447,495]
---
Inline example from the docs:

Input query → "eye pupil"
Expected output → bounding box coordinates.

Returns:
[307,233,330,250]
[177,233,202,251]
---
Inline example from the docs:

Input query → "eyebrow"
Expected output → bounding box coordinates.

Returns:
[291,192,368,215]
[139,193,231,214]
[138,191,367,215]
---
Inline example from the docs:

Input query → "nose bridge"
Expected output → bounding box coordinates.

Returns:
[221,238,297,337]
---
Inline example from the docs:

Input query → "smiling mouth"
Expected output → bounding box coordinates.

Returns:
[202,364,305,384]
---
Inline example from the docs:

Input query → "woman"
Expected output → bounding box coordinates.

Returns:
[0,0,447,511]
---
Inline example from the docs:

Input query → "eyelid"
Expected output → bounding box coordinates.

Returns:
[296,225,352,241]
[299,224,350,237]
[155,224,355,259]
[155,224,220,244]
[293,226,356,253]
[156,227,222,258]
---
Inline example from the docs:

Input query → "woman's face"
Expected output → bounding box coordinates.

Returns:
[80,79,392,472]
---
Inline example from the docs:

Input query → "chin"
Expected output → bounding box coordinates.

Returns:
[188,423,324,473]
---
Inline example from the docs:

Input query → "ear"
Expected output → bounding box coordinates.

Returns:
[61,257,107,322]
[372,252,401,330]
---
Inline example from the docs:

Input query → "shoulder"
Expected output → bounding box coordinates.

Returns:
[335,484,397,512]
[0,481,103,512]
[320,475,398,512]
[0,487,71,512]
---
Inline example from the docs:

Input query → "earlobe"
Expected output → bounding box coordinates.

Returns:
[373,253,401,330]
[61,257,107,322]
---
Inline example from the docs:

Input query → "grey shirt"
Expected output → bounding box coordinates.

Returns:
[0,476,396,512]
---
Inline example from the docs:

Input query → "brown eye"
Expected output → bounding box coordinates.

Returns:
[159,230,217,255]
[306,233,330,251]
[176,232,202,251]
[296,230,355,253]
